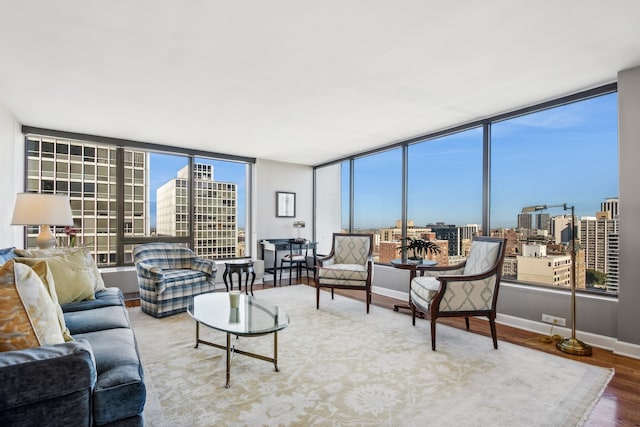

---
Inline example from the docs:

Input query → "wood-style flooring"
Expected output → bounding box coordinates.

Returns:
[127,279,640,426]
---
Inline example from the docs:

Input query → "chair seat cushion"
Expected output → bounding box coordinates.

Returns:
[410,276,440,310]
[158,269,209,291]
[318,264,368,282]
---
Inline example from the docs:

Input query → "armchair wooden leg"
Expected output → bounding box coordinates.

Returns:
[465,316,470,330]
[430,321,437,351]
[366,290,370,314]
[411,304,416,326]
[489,317,498,349]
[316,285,320,309]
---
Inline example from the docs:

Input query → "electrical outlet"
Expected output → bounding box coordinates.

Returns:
[541,314,566,326]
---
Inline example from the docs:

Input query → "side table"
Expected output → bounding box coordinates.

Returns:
[390,259,437,314]
[223,261,256,295]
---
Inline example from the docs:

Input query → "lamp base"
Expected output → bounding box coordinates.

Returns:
[556,337,592,356]
[36,225,57,249]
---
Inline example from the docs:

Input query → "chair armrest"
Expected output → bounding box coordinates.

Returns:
[436,266,500,283]
[135,261,164,282]
[191,257,217,278]
[0,340,96,417]
[317,254,335,267]
[417,264,465,277]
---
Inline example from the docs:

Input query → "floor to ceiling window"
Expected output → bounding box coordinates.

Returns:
[22,129,254,267]
[353,148,402,262]
[314,84,619,296]
[491,92,618,295]
[406,128,483,265]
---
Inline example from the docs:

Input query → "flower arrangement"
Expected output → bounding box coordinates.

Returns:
[64,226,78,247]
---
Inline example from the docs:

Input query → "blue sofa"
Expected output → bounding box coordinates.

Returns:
[0,287,146,426]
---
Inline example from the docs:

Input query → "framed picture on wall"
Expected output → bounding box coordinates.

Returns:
[276,191,296,217]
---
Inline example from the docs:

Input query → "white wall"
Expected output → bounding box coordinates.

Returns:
[0,101,24,247]
[314,163,342,255]
[254,158,314,252]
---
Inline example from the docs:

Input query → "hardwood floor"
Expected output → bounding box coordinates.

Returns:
[129,280,640,426]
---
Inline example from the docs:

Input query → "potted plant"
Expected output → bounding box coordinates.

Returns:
[398,237,441,262]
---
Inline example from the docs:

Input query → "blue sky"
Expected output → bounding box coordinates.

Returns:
[344,93,618,229]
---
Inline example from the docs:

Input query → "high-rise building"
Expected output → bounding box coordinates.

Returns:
[517,213,532,230]
[25,136,147,266]
[580,214,619,294]
[428,223,461,257]
[518,212,550,231]
[460,224,481,241]
[606,232,620,294]
[601,197,619,219]
[157,163,238,258]
[550,214,572,244]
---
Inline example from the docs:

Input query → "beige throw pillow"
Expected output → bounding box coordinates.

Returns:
[15,247,106,293]
[16,251,96,305]
[0,261,65,352]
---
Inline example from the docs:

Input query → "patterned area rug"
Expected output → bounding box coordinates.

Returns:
[130,285,612,426]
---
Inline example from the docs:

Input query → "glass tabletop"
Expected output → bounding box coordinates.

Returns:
[188,292,289,336]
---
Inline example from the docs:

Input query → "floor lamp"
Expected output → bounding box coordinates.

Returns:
[522,203,592,356]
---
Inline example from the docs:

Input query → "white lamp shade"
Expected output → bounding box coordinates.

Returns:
[11,193,75,226]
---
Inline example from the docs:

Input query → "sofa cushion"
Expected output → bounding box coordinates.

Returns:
[62,287,125,313]
[15,247,106,293]
[0,261,65,352]
[65,305,131,335]
[73,328,146,425]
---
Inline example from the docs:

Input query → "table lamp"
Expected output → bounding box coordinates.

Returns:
[11,193,75,249]
[293,220,305,242]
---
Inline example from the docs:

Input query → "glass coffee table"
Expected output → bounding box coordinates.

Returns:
[188,292,290,388]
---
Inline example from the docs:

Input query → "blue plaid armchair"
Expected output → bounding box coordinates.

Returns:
[133,243,218,318]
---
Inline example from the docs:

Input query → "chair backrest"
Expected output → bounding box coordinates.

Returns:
[283,240,309,259]
[133,242,196,270]
[463,237,505,276]
[331,233,372,265]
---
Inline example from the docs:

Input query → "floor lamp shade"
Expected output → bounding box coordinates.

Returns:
[11,193,75,249]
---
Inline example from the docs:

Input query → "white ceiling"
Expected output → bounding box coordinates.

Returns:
[1,1,639,166]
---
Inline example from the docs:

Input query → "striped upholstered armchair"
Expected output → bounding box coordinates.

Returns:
[410,236,506,350]
[133,243,218,318]
[316,233,374,313]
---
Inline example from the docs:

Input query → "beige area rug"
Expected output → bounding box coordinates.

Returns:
[129,285,613,427]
